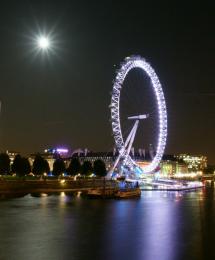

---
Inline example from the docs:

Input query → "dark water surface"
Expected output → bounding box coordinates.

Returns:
[0,183,215,260]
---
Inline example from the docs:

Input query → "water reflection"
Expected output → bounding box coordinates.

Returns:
[103,192,183,260]
[0,186,215,260]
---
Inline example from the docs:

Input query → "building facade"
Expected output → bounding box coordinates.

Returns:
[177,154,207,172]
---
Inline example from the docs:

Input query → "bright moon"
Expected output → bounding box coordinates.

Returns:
[38,36,50,49]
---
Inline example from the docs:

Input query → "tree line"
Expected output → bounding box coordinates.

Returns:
[0,153,107,177]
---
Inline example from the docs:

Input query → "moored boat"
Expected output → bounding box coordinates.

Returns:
[87,186,141,199]
[87,188,116,198]
[114,187,141,198]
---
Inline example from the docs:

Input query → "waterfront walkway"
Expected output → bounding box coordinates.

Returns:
[0,179,117,194]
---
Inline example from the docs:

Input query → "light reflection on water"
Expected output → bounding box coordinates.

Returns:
[0,185,215,260]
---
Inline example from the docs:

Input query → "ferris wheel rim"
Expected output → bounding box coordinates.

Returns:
[110,55,167,174]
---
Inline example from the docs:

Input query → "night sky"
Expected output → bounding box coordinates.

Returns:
[0,1,214,163]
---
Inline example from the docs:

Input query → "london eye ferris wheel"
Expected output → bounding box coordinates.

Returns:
[108,55,167,178]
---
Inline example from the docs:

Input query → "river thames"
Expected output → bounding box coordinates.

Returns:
[0,183,215,260]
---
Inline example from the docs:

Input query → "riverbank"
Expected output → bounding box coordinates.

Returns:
[0,178,117,194]
[0,177,205,195]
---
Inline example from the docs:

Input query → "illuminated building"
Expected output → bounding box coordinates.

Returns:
[6,151,19,165]
[160,161,176,177]
[159,155,188,177]
[72,152,115,171]
[29,153,56,171]
[72,152,188,176]
[44,148,69,158]
[29,148,70,171]
[177,154,207,172]
[27,149,196,177]
[176,162,189,174]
